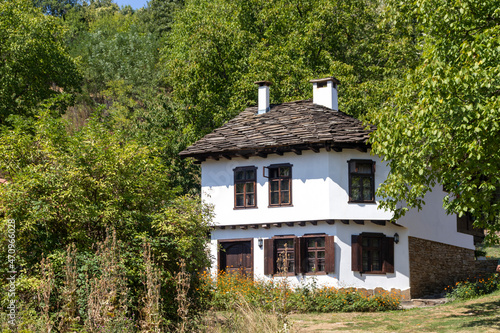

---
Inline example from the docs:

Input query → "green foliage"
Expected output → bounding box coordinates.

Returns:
[205,272,401,313]
[370,0,500,239]
[32,0,79,17]
[163,0,416,137]
[446,273,500,301]
[0,0,81,124]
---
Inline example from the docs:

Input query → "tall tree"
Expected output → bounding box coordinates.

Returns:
[370,0,500,240]
[0,0,81,124]
[163,0,416,138]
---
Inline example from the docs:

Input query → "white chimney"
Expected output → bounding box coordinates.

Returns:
[254,81,272,114]
[310,77,340,110]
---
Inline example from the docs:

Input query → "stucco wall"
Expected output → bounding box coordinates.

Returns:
[210,221,410,293]
[201,149,393,226]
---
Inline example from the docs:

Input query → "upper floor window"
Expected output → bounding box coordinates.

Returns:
[265,164,292,206]
[234,166,257,208]
[348,160,375,203]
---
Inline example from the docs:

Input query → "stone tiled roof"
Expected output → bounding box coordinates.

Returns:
[180,99,373,161]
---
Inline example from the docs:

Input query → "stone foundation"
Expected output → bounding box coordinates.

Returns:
[408,236,497,298]
[351,287,411,300]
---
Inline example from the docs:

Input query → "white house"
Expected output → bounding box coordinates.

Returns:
[180,77,488,299]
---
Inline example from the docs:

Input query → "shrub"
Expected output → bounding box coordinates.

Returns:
[445,273,500,301]
[203,271,401,313]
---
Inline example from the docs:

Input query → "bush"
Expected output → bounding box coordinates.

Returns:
[203,271,401,313]
[445,273,500,301]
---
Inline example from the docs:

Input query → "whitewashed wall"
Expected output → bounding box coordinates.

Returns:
[201,149,393,225]
[210,221,410,291]
[398,187,474,249]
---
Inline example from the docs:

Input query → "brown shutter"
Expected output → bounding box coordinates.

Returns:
[293,237,302,274]
[264,239,274,275]
[325,235,335,273]
[382,236,394,273]
[351,235,362,271]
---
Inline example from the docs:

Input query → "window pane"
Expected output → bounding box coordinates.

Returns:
[280,167,290,177]
[372,251,381,271]
[246,194,254,206]
[246,169,255,180]
[280,179,289,191]
[270,180,279,191]
[316,238,325,247]
[356,163,372,174]
[246,182,255,192]
[317,251,325,259]
[371,238,380,247]
[236,194,244,207]
[307,260,315,272]
[317,260,325,272]
[271,192,279,204]
[307,239,315,247]
[235,183,244,193]
[235,171,245,180]
[351,176,362,201]
[280,191,289,204]
[308,252,315,259]
[362,238,368,247]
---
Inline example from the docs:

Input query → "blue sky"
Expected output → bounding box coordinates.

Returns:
[114,0,149,10]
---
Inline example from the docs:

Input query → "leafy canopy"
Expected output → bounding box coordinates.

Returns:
[370,0,500,240]
[0,0,81,124]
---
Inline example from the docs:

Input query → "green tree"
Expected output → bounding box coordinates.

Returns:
[370,0,500,240]
[0,103,212,323]
[163,0,416,138]
[0,0,81,124]
[32,0,79,17]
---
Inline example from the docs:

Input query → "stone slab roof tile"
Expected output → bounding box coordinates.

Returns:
[180,99,372,158]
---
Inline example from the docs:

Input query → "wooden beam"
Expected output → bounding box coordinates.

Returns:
[251,224,259,229]
[195,156,206,162]
[219,226,225,229]
[273,223,282,228]
[309,146,320,153]
[333,147,342,152]
[263,224,270,229]
[355,147,367,153]
[324,143,331,152]
[230,225,236,229]
[275,150,284,156]
[222,154,232,160]
[239,225,248,230]
[292,148,302,155]
[236,153,249,159]
[326,220,335,225]
[256,152,268,158]
[371,220,386,226]
[341,220,349,224]
[298,221,306,226]
[285,222,294,227]
[309,221,318,226]
[353,220,365,225]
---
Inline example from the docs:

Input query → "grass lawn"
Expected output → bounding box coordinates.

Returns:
[290,290,500,332]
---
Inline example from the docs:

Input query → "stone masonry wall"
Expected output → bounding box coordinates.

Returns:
[409,236,497,298]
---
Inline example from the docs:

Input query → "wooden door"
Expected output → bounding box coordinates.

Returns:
[220,241,253,277]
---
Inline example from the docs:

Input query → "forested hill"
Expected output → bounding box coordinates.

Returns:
[0,0,498,329]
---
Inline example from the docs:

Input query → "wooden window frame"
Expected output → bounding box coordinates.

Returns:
[348,159,376,203]
[264,163,293,207]
[264,235,335,276]
[351,233,394,274]
[234,166,257,209]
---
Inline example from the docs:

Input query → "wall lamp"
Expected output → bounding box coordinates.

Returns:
[394,233,399,244]
[258,238,263,249]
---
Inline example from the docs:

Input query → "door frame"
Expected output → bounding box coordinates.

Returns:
[217,238,254,277]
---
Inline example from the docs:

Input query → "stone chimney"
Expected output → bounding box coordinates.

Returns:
[309,77,340,110]
[254,81,272,114]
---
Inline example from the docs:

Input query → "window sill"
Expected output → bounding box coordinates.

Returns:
[272,272,296,277]
[304,271,326,276]
[233,206,258,210]
[356,271,387,275]
[348,200,376,204]
[268,204,294,208]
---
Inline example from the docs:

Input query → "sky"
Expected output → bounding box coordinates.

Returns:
[114,0,149,10]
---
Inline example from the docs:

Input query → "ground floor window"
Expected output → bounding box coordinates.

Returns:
[264,235,335,275]
[351,233,394,274]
